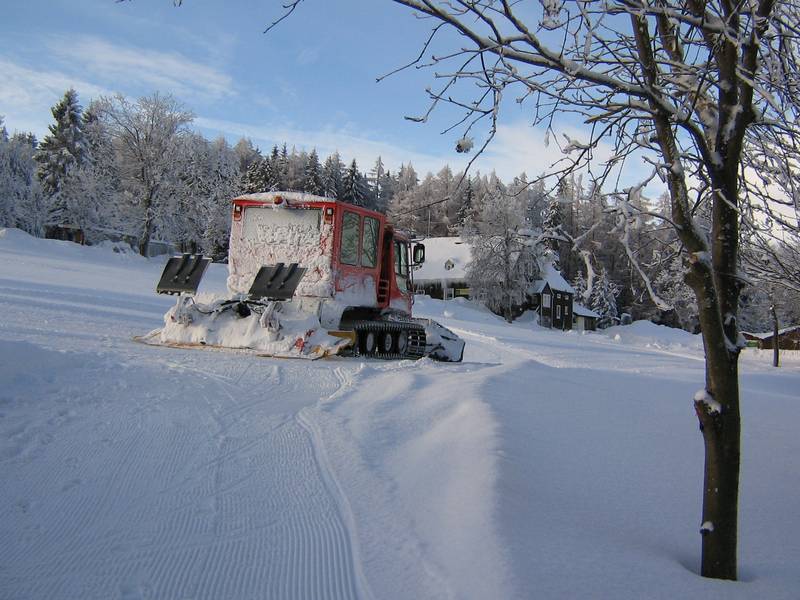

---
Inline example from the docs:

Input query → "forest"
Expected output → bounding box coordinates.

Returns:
[1,88,797,333]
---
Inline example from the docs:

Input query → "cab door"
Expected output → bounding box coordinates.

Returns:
[389,238,413,315]
[335,208,382,306]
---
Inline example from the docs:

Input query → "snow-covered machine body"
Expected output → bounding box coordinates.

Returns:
[144,192,464,361]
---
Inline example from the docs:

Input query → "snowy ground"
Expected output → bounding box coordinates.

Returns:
[1,228,798,600]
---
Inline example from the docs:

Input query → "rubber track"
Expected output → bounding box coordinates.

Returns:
[350,320,426,360]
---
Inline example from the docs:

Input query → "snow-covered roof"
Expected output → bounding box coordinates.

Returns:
[573,302,600,319]
[742,325,800,340]
[529,263,575,295]
[414,236,472,283]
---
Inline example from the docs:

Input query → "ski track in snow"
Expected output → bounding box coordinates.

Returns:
[0,353,373,599]
[0,250,375,599]
[2,232,799,600]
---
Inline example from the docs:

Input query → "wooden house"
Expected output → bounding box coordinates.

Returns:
[528,264,576,329]
[742,326,800,350]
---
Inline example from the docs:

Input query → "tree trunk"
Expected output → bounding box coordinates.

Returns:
[694,353,740,580]
[689,256,741,580]
[138,188,155,257]
[771,302,780,368]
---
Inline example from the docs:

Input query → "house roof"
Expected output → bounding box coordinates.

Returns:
[741,325,800,340]
[573,302,601,318]
[414,236,472,283]
[529,263,575,295]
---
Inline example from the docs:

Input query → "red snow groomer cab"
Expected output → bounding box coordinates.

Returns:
[143,192,464,362]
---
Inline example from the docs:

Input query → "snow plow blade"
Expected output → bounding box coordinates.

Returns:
[156,254,212,295]
[248,263,306,301]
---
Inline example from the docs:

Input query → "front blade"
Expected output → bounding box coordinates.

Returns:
[248,263,307,301]
[156,254,211,295]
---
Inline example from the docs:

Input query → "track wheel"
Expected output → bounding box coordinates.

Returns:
[361,330,377,355]
[380,332,394,354]
[396,330,408,355]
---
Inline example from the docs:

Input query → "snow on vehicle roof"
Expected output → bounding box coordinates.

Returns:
[413,236,472,283]
[235,191,333,204]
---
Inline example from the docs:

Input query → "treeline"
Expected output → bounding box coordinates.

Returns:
[1,89,796,331]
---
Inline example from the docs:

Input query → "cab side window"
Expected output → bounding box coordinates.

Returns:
[361,217,379,268]
[340,211,360,266]
[394,240,409,292]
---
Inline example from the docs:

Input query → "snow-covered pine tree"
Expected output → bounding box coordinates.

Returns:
[455,175,475,233]
[322,152,344,200]
[277,144,289,190]
[35,89,87,227]
[380,168,396,210]
[342,159,367,207]
[303,149,324,196]
[241,159,264,193]
[652,251,699,331]
[0,122,46,235]
[369,156,386,213]
[572,270,588,306]
[541,195,564,267]
[589,268,620,329]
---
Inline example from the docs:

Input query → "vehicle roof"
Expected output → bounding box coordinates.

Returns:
[233,191,410,239]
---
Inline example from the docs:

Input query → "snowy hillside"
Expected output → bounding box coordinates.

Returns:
[1,228,798,599]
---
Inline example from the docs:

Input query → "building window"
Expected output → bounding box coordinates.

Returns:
[542,293,551,308]
[556,305,561,319]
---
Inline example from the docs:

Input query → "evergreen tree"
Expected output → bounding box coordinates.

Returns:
[572,269,588,305]
[303,149,324,196]
[56,103,121,236]
[342,159,367,207]
[277,144,289,190]
[369,156,386,212]
[456,176,475,233]
[0,122,46,235]
[241,159,263,193]
[323,152,344,200]
[35,89,87,225]
[590,267,620,328]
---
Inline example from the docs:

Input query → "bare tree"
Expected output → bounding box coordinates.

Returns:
[98,93,193,256]
[380,0,800,581]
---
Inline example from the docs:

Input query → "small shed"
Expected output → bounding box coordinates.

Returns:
[413,237,472,300]
[528,264,575,330]
[45,223,85,245]
[573,302,600,331]
[742,326,800,350]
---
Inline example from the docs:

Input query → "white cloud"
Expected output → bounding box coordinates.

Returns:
[0,58,111,137]
[47,36,235,101]
[195,115,455,176]
[478,120,666,197]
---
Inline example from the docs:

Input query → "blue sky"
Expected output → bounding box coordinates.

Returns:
[1,0,657,188]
